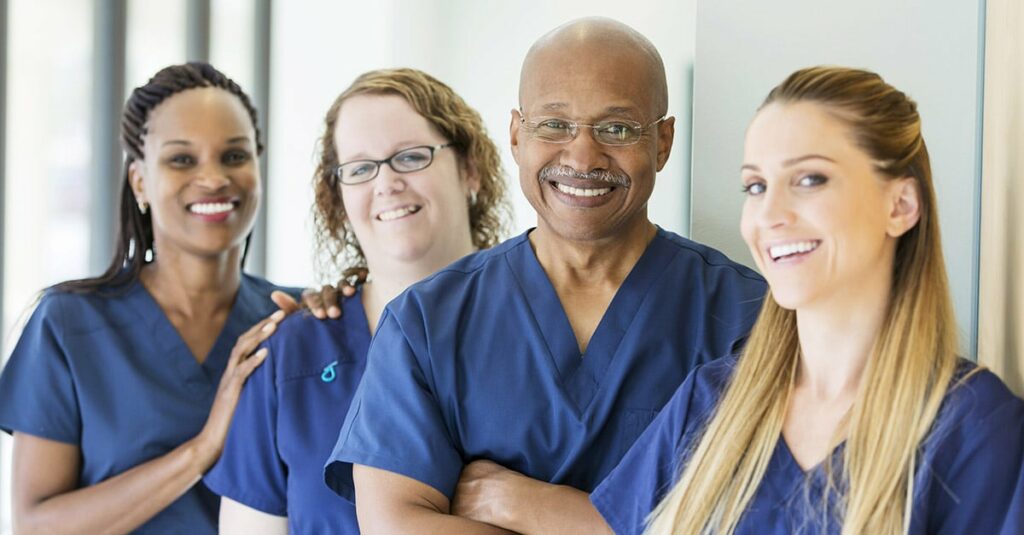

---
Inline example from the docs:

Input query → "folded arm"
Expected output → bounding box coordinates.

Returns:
[353,464,516,535]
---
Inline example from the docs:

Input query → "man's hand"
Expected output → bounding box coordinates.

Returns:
[452,460,532,530]
[452,460,613,535]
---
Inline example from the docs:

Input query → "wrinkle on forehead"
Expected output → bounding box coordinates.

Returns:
[519,17,668,116]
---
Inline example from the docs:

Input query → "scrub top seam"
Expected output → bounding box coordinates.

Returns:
[660,233,763,284]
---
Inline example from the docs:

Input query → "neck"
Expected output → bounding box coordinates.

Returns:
[530,218,657,289]
[140,246,243,317]
[794,267,893,401]
[361,240,477,334]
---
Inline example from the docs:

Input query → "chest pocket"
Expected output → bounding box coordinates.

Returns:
[620,408,659,455]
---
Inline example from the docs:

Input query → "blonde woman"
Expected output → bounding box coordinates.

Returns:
[590,67,1024,534]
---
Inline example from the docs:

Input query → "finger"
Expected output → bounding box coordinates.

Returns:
[340,283,356,297]
[302,288,326,319]
[271,290,300,314]
[227,315,280,367]
[321,285,341,319]
[237,347,269,377]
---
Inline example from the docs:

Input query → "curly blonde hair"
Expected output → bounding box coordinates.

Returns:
[311,68,510,282]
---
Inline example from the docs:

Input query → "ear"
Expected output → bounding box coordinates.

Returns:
[128,159,146,204]
[509,108,522,164]
[655,116,675,172]
[460,157,482,199]
[886,177,921,238]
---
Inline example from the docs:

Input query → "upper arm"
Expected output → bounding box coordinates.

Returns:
[353,464,451,533]
[12,432,81,523]
[590,367,711,535]
[218,497,288,535]
[204,341,287,512]
[0,295,82,443]
[324,311,463,502]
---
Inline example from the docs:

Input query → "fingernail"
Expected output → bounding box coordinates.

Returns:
[329,306,340,318]
[255,348,269,358]
[262,322,275,333]
[271,310,286,321]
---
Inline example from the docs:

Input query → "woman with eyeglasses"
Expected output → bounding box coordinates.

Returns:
[0,63,304,534]
[590,67,1024,534]
[203,67,509,534]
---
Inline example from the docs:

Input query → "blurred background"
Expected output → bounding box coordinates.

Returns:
[0,0,1019,531]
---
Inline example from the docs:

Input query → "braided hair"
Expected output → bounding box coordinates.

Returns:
[55,62,261,294]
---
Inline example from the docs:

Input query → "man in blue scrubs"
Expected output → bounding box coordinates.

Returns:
[324,17,766,533]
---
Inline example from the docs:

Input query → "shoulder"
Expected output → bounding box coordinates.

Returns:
[263,294,369,375]
[32,283,143,334]
[236,273,302,319]
[934,360,1024,439]
[387,232,531,313]
[685,355,738,414]
[241,273,302,300]
[655,228,765,287]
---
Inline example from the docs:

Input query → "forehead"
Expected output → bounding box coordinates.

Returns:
[744,102,862,164]
[520,45,657,118]
[145,87,253,141]
[333,93,441,158]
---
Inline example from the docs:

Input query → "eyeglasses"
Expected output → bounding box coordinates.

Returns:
[519,113,665,146]
[333,143,453,185]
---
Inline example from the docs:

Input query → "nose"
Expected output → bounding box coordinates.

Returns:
[373,164,408,196]
[558,128,610,174]
[194,161,231,190]
[755,187,796,229]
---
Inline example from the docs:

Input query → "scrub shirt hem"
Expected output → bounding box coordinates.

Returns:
[203,477,288,517]
[0,422,78,445]
[591,492,632,535]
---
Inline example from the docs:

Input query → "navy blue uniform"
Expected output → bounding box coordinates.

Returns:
[325,228,767,501]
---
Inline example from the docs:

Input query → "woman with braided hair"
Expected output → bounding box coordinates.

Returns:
[0,62,302,533]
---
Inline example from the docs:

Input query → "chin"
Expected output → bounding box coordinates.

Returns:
[767,285,817,311]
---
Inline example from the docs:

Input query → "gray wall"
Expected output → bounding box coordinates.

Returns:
[691,0,985,354]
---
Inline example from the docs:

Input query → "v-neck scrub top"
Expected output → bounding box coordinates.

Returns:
[591,356,1024,535]
[204,290,371,534]
[0,274,299,534]
[324,228,767,501]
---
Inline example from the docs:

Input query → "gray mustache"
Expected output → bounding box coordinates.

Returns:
[539,166,631,188]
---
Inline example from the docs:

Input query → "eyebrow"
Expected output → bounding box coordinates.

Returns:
[160,136,252,148]
[339,140,429,162]
[533,103,641,117]
[741,154,837,172]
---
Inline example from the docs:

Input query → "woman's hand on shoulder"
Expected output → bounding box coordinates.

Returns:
[193,308,288,471]
[272,268,367,320]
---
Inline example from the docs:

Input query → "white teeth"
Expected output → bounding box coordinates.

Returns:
[189,202,234,215]
[769,240,820,261]
[555,183,612,197]
[377,205,421,221]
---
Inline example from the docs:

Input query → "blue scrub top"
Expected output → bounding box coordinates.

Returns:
[591,356,1024,535]
[325,228,767,502]
[0,274,299,534]
[204,290,370,534]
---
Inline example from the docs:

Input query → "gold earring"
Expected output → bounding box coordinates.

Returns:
[138,200,148,215]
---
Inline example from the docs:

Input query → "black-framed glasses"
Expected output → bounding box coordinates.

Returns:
[333,143,454,185]
[519,112,665,146]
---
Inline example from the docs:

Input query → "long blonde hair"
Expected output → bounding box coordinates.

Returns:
[646,66,959,535]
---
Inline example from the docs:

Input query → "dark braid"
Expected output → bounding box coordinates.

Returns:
[54,62,261,294]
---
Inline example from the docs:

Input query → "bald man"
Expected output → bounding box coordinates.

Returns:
[324,18,765,534]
